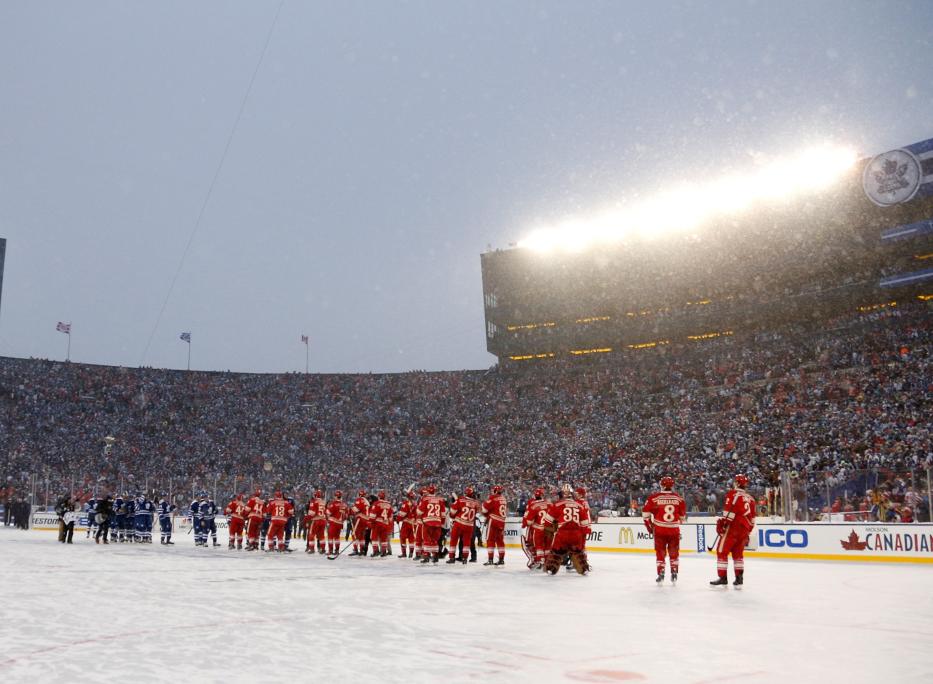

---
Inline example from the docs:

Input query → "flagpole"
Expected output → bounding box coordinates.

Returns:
[66,332,71,362]
[187,340,191,371]
[305,340,309,374]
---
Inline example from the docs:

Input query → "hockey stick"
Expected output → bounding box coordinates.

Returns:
[707,533,720,552]
[327,538,354,560]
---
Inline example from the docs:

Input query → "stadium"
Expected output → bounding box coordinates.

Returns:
[482,140,933,368]
[2,5,933,683]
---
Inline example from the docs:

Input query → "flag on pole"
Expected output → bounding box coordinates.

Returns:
[180,332,191,343]
[301,334,309,344]
[56,322,71,334]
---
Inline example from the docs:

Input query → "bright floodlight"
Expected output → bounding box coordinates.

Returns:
[518,145,857,252]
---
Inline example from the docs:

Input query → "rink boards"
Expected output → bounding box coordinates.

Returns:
[30,511,933,564]
[501,519,933,564]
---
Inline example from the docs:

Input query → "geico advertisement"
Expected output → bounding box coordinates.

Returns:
[751,523,933,557]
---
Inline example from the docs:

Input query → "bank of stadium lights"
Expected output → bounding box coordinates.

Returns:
[517,145,857,253]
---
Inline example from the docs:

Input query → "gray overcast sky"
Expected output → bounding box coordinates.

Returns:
[1,1,931,373]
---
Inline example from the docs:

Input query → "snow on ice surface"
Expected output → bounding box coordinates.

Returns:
[1,527,931,684]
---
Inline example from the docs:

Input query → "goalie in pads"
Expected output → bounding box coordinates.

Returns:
[541,485,590,575]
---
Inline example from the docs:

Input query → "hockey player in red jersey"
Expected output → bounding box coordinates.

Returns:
[643,476,687,583]
[412,488,426,561]
[447,486,480,564]
[711,474,756,586]
[542,484,589,575]
[264,490,294,553]
[325,490,348,556]
[224,492,249,550]
[396,490,416,558]
[245,488,266,551]
[521,487,550,568]
[416,484,447,563]
[349,489,370,557]
[481,485,508,566]
[369,491,394,557]
[305,490,327,554]
[575,486,592,549]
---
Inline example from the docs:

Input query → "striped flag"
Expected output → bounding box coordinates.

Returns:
[301,334,309,344]
[56,322,71,334]
[180,332,191,343]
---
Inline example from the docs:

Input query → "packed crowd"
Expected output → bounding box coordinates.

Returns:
[1,302,930,521]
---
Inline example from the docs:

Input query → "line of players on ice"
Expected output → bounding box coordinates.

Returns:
[83,473,757,584]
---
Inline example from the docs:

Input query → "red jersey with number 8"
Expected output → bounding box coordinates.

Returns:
[642,492,686,532]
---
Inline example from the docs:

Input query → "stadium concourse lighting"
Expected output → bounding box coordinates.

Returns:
[518,144,857,253]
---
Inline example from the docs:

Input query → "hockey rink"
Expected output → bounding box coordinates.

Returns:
[1,527,930,683]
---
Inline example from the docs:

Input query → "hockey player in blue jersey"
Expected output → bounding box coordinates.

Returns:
[84,497,98,538]
[283,491,297,552]
[124,495,137,542]
[260,506,271,550]
[190,494,205,546]
[158,495,176,544]
[201,496,220,547]
[134,494,155,543]
[112,494,127,542]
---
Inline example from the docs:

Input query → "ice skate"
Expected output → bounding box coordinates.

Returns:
[656,572,665,583]
[733,575,744,586]
[710,576,728,586]
[671,572,678,583]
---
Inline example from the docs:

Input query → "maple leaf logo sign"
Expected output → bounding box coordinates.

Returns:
[840,530,868,551]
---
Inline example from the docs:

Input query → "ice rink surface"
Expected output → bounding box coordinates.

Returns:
[1,527,931,684]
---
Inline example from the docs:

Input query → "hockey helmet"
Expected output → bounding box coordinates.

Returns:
[425,484,437,495]
[378,490,387,500]
[334,490,343,500]
[575,486,587,499]
[254,487,262,496]
[491,485,503,495]
[358,489,367,498]
[274,489,283,498]
[735,474,749,489]
[533,487,544,499]
[406,490,415,499]
[314,489,323,498]
[660,476,674,490]
[464,486,475,498]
